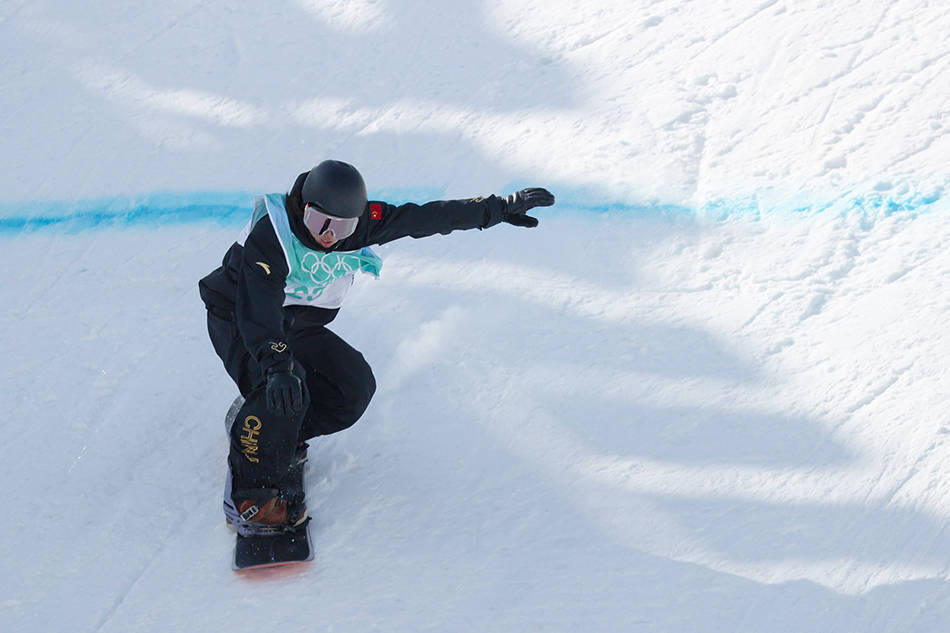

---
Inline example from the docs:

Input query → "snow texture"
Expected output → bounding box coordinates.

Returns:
[2,1,950,632]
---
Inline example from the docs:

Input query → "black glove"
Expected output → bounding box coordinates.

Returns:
[503,188,555,228]
[265,370,304,417]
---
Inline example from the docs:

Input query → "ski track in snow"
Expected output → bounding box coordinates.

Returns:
[3,0,950,631]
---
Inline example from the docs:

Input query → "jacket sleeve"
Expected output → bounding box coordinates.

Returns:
[235,216,295,374]
[359,195,508,246]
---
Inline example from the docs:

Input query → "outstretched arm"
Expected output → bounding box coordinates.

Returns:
[350,188,555,247]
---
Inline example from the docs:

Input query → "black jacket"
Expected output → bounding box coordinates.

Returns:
[199,172,508,374]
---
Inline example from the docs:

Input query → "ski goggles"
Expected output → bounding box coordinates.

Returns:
[303,203,360,241]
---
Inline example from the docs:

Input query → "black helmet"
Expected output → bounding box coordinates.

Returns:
[301,160,367,219]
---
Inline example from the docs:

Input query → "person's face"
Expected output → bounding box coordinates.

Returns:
[315,230,339,249]
[303,203,358,249]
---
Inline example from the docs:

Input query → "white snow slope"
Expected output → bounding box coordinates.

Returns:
[3,1,950,632]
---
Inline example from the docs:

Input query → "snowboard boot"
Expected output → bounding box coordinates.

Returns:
[258,441,309,530]
[224,466,309,537]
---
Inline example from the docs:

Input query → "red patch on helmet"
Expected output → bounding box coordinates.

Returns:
[370,202,383,220]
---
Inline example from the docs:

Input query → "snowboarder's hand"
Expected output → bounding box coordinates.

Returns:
[503,188,555,228]
[265,370,304,417]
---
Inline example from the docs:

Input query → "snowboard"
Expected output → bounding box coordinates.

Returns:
[224,395,314,571]
[233,522,314,571]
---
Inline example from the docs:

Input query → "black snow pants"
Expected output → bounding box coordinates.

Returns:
[206,308,376,489]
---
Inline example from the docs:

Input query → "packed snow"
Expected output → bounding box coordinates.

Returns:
[2,1,950,631]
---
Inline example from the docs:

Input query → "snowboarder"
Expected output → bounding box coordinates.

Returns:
[199,159,555,537]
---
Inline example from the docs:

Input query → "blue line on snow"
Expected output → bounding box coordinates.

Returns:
[0,187,945,234]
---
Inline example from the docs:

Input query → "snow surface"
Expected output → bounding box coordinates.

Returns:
[3,1,950,632]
